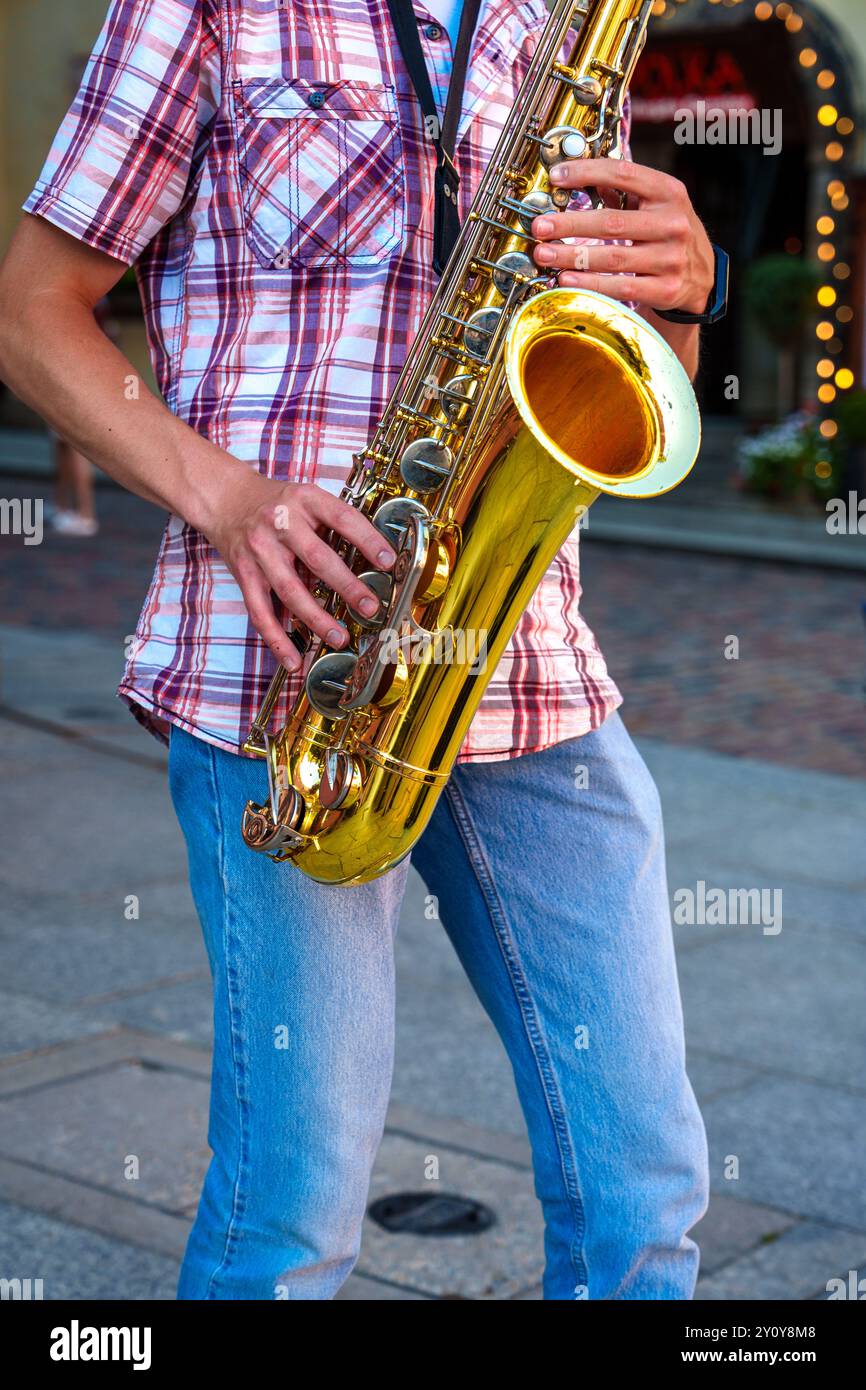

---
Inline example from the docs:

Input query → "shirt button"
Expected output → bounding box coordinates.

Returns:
[424,23,444,40]
[307,90,326,108]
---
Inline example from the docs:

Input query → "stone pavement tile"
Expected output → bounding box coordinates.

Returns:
[641,733,860,806]
[0,1151,191,1261]
[85,975,214,1046]
[0,723,185,897]
[694,1222,866,1302]
[0,1028,211,1087]
[0,1058,211,1213]
[820,1256,866,1302]
[336,1273,431,1300]
[1,622,154,770]
[0,988,117,1060]
[686,1050,761,1105]
[0,1024,849,1303]
[2,875,199,941]
[693,1191,797,1278]
[778,878,866,945]
[702,1077,866,1230]
[0,624,136,728]
[677,925,866,1090]
[389,1014,525,1145]
[385,1100,532,1170]
[670,810,862,886]
[640,743,865,889]
[586,498,866,571]
[0,1198,179,1301]
[771,879,866,939]
[666,862,865,941]
[356,1131,543,1300]
[0,885,205,1007]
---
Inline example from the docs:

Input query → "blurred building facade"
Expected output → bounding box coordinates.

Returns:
[0,0,157,402]
[1,0,864,430]
[630,0,866,431]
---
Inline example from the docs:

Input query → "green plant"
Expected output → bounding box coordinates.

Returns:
[742,255,821,417]
[738,412,842,501]
[742,255,821,346]
[835,388,866,446]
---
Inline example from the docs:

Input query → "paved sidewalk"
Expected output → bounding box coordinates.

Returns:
[0,621,863,1300]
[580,538,866,777]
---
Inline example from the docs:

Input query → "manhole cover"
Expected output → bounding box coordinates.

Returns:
[368,1191,495,1236]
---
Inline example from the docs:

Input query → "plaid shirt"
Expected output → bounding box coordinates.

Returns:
[25,0,623,762]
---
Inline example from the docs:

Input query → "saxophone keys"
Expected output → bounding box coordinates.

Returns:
[399,437,454,492]
[492,251,536,296]
[367,647,409,709]
[561,130,588,158]
[414,539,451,604]
[372,497,430,548]
[440,373,474,421]
[539,125,588,168]
[241,803,273,849]
[516,190,555,235]
[342,643,409,712]
[550,68,603,106]
[345,570,393,629]
[319,750,363,811]
[464,307,501,360]
[241,787,305,856]
[590,60,623,81]
[305,651,358,717]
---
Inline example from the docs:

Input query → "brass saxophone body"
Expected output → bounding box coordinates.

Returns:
[241,0,701,884]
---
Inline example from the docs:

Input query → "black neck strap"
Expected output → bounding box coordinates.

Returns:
[385,0,483,274]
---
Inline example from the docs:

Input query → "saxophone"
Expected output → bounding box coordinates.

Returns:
[240,0,701,884]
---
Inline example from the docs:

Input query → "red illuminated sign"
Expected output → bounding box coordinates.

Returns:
[631,46,756,123]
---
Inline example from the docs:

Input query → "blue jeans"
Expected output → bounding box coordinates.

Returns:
[169,712,708,1300]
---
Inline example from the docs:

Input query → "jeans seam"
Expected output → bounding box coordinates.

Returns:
[202,739,250,1299]
[443,775,590,1295]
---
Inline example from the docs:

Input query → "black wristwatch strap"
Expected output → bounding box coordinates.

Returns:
[655,243,730,326]
[386,0,482,274]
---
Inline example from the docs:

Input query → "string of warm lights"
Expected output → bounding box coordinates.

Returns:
[646,0,858,475]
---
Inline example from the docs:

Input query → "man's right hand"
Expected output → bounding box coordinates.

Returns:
[203,470,397,673]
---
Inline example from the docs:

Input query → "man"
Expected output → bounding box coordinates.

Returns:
[0,0,714,1299]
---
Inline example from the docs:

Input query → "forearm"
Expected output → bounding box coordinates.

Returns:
[0,286,241,533]
[640,308,701,382]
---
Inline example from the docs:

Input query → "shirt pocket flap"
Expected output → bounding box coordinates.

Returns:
[236,76,398,122]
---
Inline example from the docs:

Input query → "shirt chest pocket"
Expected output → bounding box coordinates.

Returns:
[233,76,406,270]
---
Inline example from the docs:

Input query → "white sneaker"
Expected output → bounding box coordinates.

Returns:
[51,509,99,537]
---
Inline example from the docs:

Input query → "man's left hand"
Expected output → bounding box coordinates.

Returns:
[531,158,715,317]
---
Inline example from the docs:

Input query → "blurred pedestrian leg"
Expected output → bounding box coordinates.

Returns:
[52,433,98,536]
